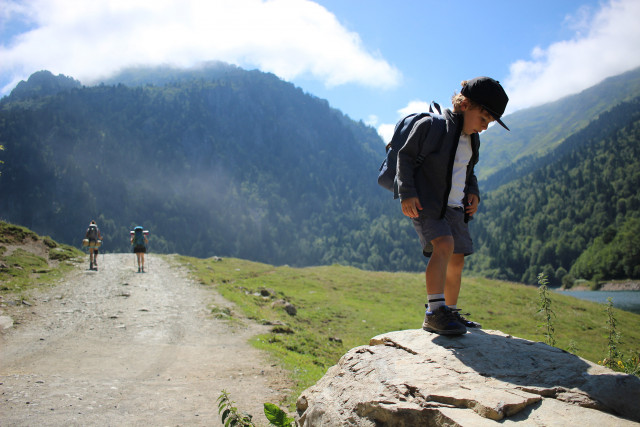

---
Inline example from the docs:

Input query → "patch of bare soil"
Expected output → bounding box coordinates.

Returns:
[1,253,292,426]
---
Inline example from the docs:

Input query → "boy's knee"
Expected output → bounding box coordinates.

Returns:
[449,253,465,269]
[431,236,455,254]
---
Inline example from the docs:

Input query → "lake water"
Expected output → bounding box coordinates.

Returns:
[556,290,640,315]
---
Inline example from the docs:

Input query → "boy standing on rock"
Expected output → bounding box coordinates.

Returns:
[397,77,510,335]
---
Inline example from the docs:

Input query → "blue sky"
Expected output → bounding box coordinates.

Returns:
[1,0,639,142]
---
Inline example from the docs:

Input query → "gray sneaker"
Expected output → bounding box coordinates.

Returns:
[452,309,482,328]
[422,305,467,335]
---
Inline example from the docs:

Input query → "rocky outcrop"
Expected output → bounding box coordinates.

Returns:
[296,329,640,426]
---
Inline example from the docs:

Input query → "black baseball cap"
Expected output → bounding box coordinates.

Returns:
[461,77,510,131]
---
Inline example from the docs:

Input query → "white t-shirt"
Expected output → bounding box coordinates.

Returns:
[447,134,472,208]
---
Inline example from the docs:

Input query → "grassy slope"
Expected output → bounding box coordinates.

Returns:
[179,256,640,406]
[0,221,83,296]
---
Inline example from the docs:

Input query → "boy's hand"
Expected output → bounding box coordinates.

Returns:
[466,194,479,217]
[401,197,422,218]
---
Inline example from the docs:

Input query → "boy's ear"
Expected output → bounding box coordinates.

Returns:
[459,98,470,112]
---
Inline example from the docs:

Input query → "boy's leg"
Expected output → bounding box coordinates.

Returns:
[426,235,454,305]
[444,253,464,306]
[446,253,482,328]
[423,235,466,335]
[412,209,466,334]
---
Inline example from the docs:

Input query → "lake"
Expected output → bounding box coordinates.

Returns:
[556,290,640,315]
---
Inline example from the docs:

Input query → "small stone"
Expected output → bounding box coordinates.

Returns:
[0,315,14,330]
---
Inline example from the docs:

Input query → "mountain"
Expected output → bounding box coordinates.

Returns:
[1,64,639,284]
[6,70,82,102]
[0,64,423,271]
[478,66,640,186]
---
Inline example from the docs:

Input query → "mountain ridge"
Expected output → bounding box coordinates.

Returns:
[478,66,640,183]
[1,64,639,283]
[0,65,407,270]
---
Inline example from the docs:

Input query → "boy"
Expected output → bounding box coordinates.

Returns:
[397,77,509,335]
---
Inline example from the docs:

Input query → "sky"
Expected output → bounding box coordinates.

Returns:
[1,0,640,143]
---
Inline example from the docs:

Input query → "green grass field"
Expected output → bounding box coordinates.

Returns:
[178,255,640,407]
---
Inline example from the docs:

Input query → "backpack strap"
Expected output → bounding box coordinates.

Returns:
[428,101,442,115]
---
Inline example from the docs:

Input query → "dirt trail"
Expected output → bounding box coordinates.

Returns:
[0,254,291,426]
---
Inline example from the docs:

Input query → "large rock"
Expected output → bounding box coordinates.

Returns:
[296,329,640,426]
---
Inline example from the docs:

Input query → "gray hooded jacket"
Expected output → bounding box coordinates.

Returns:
[396,109,480,221]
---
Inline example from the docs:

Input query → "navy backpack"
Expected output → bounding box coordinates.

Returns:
[377,102,446,199]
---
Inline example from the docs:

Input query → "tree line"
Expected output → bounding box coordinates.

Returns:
[467,97,640,285]
[1,67,639,285]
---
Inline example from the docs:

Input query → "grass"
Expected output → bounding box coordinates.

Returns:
[0,221,84,295]
[177,255,640,409]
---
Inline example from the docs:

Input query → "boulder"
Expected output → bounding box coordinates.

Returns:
[296,329,640,426]
[272,299,297,316]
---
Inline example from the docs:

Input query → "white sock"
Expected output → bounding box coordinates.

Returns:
[448,304,457,311]
[427,294,446,313]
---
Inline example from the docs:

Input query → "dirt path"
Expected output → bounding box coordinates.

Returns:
[0,254,291,426]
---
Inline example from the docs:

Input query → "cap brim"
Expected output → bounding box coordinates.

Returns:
[496,117,509,131]
[483,105,510,131]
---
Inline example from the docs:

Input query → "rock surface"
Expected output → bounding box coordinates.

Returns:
[296,329,640,426]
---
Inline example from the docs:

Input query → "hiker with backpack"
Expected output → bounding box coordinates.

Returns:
[84,220,102,271]
[388,77,509,335]
[130,226,149,273]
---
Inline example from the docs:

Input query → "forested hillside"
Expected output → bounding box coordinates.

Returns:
[1,65,639,284]
[468,97,640,285]
[477,66,640,185]
[0,67,424,270]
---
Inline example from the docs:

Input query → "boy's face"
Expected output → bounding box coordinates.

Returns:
[461,100,495,135]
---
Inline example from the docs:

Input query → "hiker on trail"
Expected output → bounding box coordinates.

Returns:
[130,226,149,273]
[397,77,510,335]
[85,220,102,271]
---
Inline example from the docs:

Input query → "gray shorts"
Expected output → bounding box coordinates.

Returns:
[412,206,473,258]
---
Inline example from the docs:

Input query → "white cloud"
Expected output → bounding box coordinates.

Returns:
[377,123,395,144]
[398,100,431,117]
[364,114,378,127]
[505,0,640,111]
[0,0,401,94]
